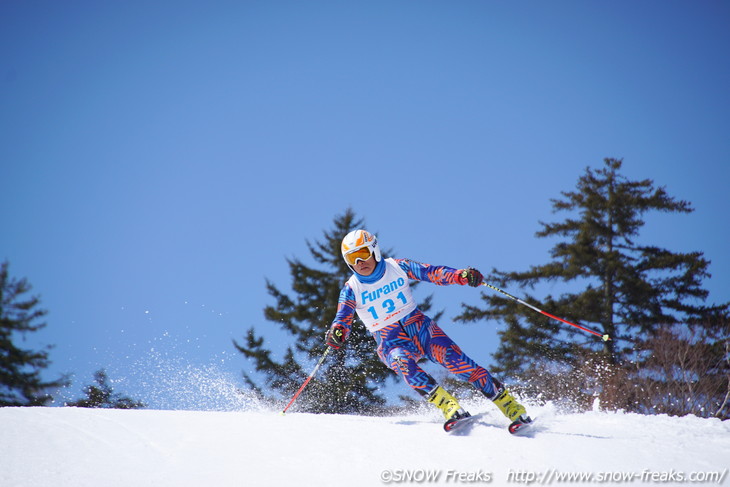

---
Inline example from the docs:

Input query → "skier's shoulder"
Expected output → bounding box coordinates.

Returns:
[392,257,435,273]
[390,257,412,271]
[340,278,357,298]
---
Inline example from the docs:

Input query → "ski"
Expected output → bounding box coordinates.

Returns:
[443,413,538,435]
[444,412,476,433]
[508,416,537,436]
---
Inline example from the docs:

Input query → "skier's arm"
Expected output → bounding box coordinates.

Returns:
[395,258,482,287]
[326,283,356,347]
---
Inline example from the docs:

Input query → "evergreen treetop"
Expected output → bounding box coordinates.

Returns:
[0,261,68,406]
[66,369,145,409]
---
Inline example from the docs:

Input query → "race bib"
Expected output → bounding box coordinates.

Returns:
[349,258,417,332]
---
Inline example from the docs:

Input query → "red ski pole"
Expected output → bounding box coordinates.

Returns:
[481,282,611,342]
[281,346,331,415]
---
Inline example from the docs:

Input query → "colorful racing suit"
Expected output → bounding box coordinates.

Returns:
[331,258,498,398]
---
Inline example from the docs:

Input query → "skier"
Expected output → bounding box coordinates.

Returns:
[325,229,532,433]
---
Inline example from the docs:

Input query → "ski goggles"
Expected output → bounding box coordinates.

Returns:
[344,246,373,266]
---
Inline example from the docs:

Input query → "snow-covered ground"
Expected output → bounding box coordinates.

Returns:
[2,401,728,487]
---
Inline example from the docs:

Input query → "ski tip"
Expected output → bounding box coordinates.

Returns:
[508,416,536,435]
[443,412,475,433]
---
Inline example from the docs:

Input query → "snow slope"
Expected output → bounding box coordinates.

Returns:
[1,403,728,487]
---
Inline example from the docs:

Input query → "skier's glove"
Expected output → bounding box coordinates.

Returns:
[326,324,346,349]
[458,267,484,287]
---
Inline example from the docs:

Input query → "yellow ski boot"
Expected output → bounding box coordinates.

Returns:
[492,387,526,421]
[492,385,533,434]
[427,386,471,432]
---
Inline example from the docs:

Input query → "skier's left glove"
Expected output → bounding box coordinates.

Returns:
[458,267,484,287]
[326,324,347,349]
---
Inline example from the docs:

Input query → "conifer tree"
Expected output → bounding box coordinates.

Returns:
[66,369,145,409]
[457,159,729,410]
[0,261,68,406]
[234,209,438,414]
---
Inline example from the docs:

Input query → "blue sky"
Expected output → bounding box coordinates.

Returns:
[2,1,729,409]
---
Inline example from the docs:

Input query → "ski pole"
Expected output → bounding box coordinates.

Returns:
[481,282,611,342]
[281,346,331,415]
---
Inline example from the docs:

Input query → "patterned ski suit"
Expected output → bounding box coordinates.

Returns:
[331,257,497,398]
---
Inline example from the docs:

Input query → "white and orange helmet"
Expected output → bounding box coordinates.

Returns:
[341,229,382,267]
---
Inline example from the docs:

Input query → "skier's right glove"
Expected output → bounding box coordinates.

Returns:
[326,324,346,349]
[458,267,484,287]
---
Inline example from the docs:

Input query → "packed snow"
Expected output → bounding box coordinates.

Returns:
[2,400,728,487]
